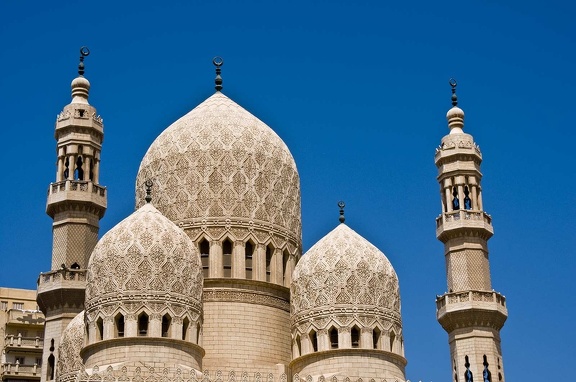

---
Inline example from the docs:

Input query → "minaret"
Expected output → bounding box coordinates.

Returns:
[37,47,107,382]
[435,80,507,382]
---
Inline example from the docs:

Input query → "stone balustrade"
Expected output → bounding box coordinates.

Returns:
[37,269,87,298]
[1,362,39,377]
[48,180,106,197]
[4,334,44,349]
[436,290,506,311]
[38,269,87,285]
[436,210,492,228]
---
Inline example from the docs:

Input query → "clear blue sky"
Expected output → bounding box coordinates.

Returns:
[1,1,574,381]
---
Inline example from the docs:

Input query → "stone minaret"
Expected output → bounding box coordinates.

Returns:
[434,80,507,382]
[37,47,107,382]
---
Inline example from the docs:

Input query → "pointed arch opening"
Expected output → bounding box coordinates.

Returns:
[351,325,360,348]
[161,314,171,338]
[245,240,254,280]
[196,323,201,345]
[373,327,381,349]
[309,329,318,352]
[329,327,339,349]
[75,155,84,180]
[389,331,396,353]
[182,317,190,341]
[138,312,149,336]
[223,238,233,278]
[199,239,210,278]
[295,335,302,357]
[47,354,55,381]
[114,313,125,338]
[282,250,290,286]
[266,244,274,282]
[96,317,104,341]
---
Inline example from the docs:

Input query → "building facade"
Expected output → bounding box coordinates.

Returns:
[0,288,46,382]
[3,52,508,382]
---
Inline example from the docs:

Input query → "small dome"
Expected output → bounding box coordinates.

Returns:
[135,92,301,242]
[56,311,85,382]
[446,106,465,133]
[85,203,203,311]
[291,224,401,323]
[70,76,90,104]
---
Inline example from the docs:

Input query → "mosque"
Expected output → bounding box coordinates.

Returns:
[32,48,508,382]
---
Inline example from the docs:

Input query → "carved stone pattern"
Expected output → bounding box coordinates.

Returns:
[291,224,401,332]
[85,204,203,318]
[135,92,302,244]
[446,249,491,292]
[203,289,290,312]
[56,311,85,381]
[52,224,98,270]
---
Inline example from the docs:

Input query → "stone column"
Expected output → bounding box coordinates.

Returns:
[149,314,162,337]
[232,241,246,278]
[361,327,372,349]
[209,241,223,278]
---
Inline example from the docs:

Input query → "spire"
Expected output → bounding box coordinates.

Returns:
[446,78,465,134]
[338,201,345,223]
[145,180,153,203]
[71,46,91,104]
[213,56,223,91]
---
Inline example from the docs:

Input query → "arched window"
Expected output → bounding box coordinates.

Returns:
[182,317,190,341]
[266,244,273,282]
[452,187,460,210]
[351,326,360,348]
[389,331,396,353]
[196,323,201,344]
[138,313,149,336]
[282,250,290,286]
[309,329,318,352]
[245,241,254,279]
[329,327,338,349]
[115,313,125,337]
[47,354,55,380]
[96,317,103,341]
[162,314,171,337]
[63,157,70,180]
[295,335,302,357]
[464,186,472,210]
[223,239,233,278]
[373,327,381,349]
[75,156,84,180]
[199,239,210,278]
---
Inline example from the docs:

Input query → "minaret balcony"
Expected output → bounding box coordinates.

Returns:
[36,269,86,313]
[46,180,107,217]
[436,210,494,241]
[436,290,508,332]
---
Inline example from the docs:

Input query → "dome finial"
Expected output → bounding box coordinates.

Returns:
[78,46,90,76]
[145,180,153,203]
[446,78,465,133]
[338,201,346,223]
[449,78,458,106]
[213,56,223,91]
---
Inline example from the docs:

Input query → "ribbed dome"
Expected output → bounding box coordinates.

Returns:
[85,203,203,311]
[56,311,84,382]
[291,224,401,324]
[135,92,301,242]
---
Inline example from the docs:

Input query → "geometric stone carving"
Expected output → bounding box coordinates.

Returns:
[135,93,301,246]
[56,311,85,382]
[291,224,401,330]
[85,203,203,319]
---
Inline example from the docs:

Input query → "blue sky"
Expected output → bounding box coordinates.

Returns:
[1,1,575,381]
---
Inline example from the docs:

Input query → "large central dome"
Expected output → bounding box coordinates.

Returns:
[136,92,301,242]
